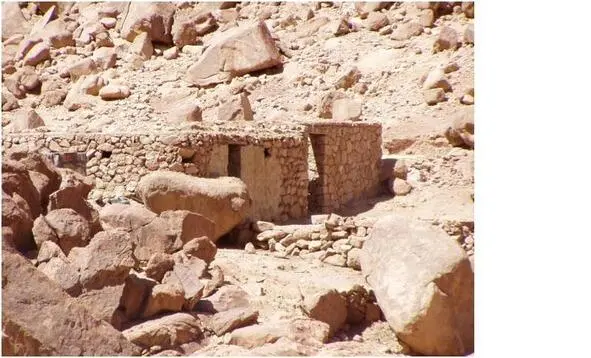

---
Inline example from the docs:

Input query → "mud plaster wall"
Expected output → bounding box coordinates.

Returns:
[2,131,309,222]
[305,122,382,214]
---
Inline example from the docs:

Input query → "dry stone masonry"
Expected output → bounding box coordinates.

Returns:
[251,213,376,270]
[3,120,383,223]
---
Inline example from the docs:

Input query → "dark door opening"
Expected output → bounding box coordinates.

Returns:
[308,134,326,214]
[227,144,241,178]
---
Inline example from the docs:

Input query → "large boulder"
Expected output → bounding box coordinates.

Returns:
[186,21,282,87]
[172,8,217,47]
[445,107,474,149]
[37,256,82,297]
[229,318,329,349]
[122,313,203,350]
[48,186,101,235]
[301,289,348,337]
[99,203,157,231]
[3,160,42,220]
[136,171,251,241]
[33,208,91,255]
[120,2,176,44]
[2,194,35,251]
[75,284,127,329]
[360,215,474,356]
[2,2,31,41]
[100,204,215,262]
[68,230,136,291]
[5,150,61,212]
[136,210,215,262]
[1,247,141,355]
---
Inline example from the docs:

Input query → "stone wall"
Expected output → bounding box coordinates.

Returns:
[2,129,309,223]
[303,121,382,214]
[3,120,382,221]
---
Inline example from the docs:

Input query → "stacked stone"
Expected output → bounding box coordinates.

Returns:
[2,125,311,222]
[251,213,377,271]
[302,121,382,214]
[276,139,309,221]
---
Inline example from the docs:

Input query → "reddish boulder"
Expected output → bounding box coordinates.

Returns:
[68,230,136,290]
[2,247,141,355]
[186,21,281,87]
[120,2,176,44]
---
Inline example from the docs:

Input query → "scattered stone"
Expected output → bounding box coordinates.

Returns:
[389,178,412,196]
[67,58,97,82]
[302,289,347,336]
[346,248,362,270]
[391,22,424,41]
[328,17,349,36]
[256,229,287,242]
[422,67,452,92]
[23,42,50,66]
[322,253,347,267]
[130,32,154,60]
[332,98,363,121]
[2,2,32,40]
[461,88,475,105]
[218,93,254,121]
[464,24,474,44]
[99,203,157,232]
[8,109,45,131]
[366,12,389,31]
[202,265,225,298]
[360,216,474,356]
[172,8,217,47]
[433,26,460,53]
[245,242,256,254]
[100,17,117,29]
[168,100,203,122]
[355,2,391,19]
[418,9,435,27]
[182,236,217,264]
[76,284,127,329]
[207,307,260,336]
[120,2,176,44]
[318,91,346,119]
[334,67,361,90]
[99,84,131,100]
[445,107,474,149]
[423,88,446,105]
[92,47,117,70]
[80,74,106,96]
[163,46,179,60]
[462,2,475,18]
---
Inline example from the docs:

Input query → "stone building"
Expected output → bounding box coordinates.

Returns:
[3,120,382,222]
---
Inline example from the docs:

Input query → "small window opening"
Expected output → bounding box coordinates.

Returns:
[264,148,272,158]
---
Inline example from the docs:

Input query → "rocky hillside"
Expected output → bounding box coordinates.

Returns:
[2,1,474,357]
